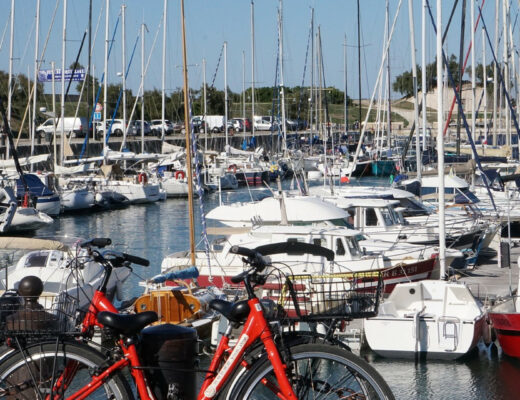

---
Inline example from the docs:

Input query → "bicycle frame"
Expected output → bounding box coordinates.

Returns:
[48,258,298,399]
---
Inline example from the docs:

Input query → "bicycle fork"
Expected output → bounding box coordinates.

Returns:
[199,298,297,400]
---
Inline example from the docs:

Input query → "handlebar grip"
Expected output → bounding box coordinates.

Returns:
[230,246,256,257]
[122,252,150,267]
[80,238,112,248]
[231,270,248,284]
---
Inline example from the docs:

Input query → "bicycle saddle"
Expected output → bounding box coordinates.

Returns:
[97,311,158,335]
[209,299,250,323]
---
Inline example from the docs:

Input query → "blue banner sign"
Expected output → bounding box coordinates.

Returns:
[38,68,86,82]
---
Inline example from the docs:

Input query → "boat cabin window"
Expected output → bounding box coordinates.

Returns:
[328,218,349,227]
[346,207,355,229]
[399,197,431,217]
[335,238,346,256]
[346,237,361,257]
[24,252,48,268]
[365,208,378,226]
[380,207,398,226]
[313,238,326,248]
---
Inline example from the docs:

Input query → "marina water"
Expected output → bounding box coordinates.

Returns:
[35,183,520,399]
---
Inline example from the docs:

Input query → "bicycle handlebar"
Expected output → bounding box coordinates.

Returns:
[99,250,150,267]
[230,246,271,271]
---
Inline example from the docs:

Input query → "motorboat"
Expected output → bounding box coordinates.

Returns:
[364,280,486,359]
[12,173,61,216]
[60,185,95,212]
[0,237,130,308]
[206,195,351,228]
[161,225,455,291]
[0,186,52,233]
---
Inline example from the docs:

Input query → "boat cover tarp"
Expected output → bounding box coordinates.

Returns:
[15,174,53,196]
[0,237,69,252]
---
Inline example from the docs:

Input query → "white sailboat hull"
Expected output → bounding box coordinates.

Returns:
[364,280,485,360]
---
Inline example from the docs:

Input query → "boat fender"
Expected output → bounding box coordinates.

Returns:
[175,170,186,180]
[138,172,148,185]
[228,164,237,174]
[22,192,29,208]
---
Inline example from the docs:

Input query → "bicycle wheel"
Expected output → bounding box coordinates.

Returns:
[0,340,134,400]
[235,343,394,400]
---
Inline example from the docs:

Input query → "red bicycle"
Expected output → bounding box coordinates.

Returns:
[0,238,394,399]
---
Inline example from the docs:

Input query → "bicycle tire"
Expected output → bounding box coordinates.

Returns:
[234,343,395,400]
[0,340,134,400]
[215,330,350,400]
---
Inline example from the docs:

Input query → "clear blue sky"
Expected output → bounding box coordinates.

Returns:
[0,0,511,100]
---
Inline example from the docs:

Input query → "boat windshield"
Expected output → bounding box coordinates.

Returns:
[380,207,398,226]
[346,237,361,257]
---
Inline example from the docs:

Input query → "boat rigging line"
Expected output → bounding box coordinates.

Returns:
[425,0,498,214]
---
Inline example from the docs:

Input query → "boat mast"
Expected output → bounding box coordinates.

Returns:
[224,41,228,148]
[141,22,145,154]
[161,0,167,141]
[60,0,67,166]
[386,0,392,149]
[242,50,246,135]
[436,0,446,279]
[6,0,14,159]
[482,27,487,144]
[421,0,427,150]
[103,0,109,158]
[52,61,57,166]
[408,0,421,179]
[203,57,207,152]
[502,0,510,147]
[180,0,196,265]
[493,0,498,147]
[343,34,347,134]
[471,0,476,182]
[357,0,361,131]
[250,1,255,138]
[279,0,287,157]
[31,0,40,166]
[122,4,127,143]
[310,7,314,153]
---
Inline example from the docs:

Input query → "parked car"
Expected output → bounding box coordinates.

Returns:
[285,119,298,131]
[253,116,272,131]
[36,117,88,138]
[172,121,185,133]
[95,119,136,136]
[230,118,246,132]
[233,117,252,131]
[134,120,152,136]
[150,119,174,136]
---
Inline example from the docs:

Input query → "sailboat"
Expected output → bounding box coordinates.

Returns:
[488,257,520,358]
[363,4,486,360]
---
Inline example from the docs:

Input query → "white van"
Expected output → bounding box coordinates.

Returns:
[253,116,272,131]
[36,117,88,138]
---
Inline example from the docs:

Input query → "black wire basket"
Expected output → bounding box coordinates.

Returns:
[263,270,383,321]
[0,292,79,339]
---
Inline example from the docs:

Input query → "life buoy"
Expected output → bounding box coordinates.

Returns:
[138,172,148,185]
[228,164,237,174]
[175,170,186,180]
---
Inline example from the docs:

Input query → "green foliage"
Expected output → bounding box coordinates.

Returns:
[393,54,461,97]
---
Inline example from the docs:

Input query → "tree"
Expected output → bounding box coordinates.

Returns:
[393,54,460,97]
[392,70,414,97]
